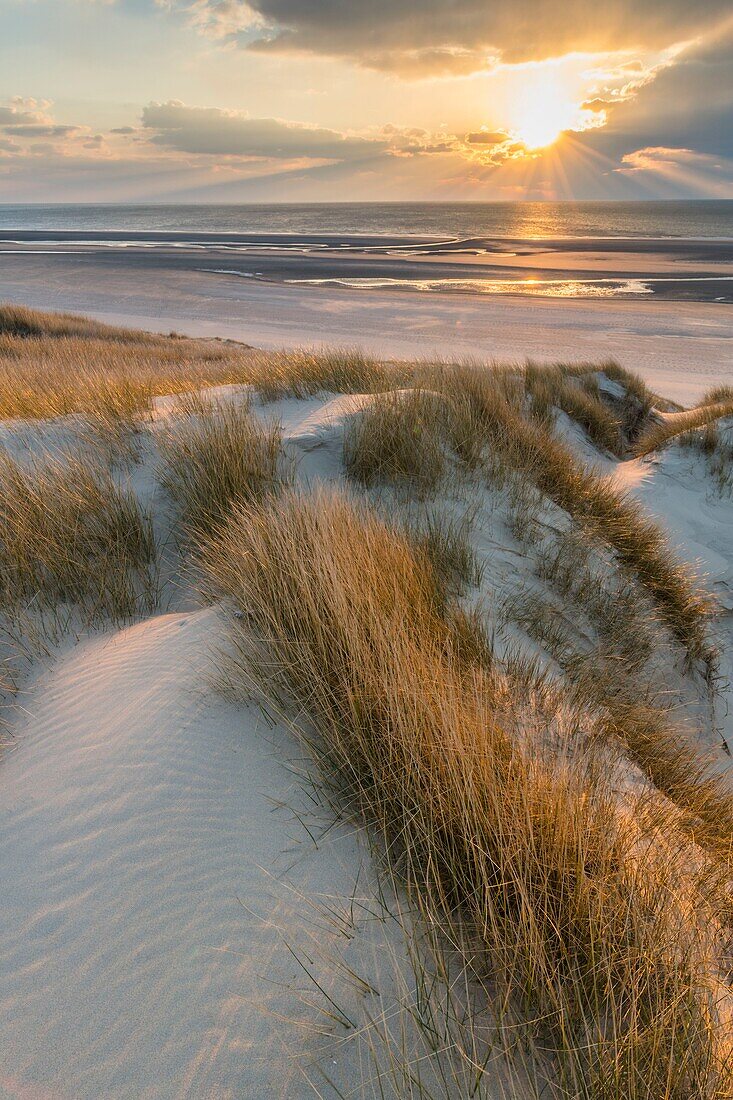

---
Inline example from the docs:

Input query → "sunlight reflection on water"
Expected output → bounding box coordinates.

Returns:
[287,276,653,299]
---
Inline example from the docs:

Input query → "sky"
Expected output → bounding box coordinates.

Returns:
[0,0,732,202]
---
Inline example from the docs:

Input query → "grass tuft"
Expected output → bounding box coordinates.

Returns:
[678,421,733,494]
[0,303,156,341]
[430,366,715,668]
[408,510,484,597]
[597,360,655,409]
[0,449,157,623]
[525,364,623,454]
[343,389,450,494]
[157,399,288,540]
[635,402,733,457]
[250,347,402,401]
[0,305,258,423]
[699,385,733,407]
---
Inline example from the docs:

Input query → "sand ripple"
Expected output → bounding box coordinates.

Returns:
[0,610,387,1099]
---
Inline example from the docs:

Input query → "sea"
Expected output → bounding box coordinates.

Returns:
[1,201,733,240]
[3,201,733,303]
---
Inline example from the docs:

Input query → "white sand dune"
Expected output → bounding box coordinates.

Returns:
[611,437,733,755]
[0,605,409,1099]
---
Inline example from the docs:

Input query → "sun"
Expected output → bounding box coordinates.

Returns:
[507,72,585,150]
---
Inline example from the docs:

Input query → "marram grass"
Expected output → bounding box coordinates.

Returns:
[201,488,733,1099]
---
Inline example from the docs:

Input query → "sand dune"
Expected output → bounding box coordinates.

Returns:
[1,336,733,1096]
[0,604,409,1098]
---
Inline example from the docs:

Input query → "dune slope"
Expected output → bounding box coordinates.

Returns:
[0,607,404,1099]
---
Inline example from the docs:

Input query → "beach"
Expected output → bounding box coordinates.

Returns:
[1,202,733,1096]
[3,0,733,1080]
[1,230,733,404]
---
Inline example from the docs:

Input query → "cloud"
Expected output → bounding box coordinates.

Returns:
[465,130,511,145]
[1,75,730,202]
[457,129,533,164]
[356,46,499,77]
[574,19,733,170]
[139,102,474,170]
[0,98,82,150]
[606,21,733,151]
[3,124,80,137]
[612,145,733,195]
[159,0,259,39]
[163,0,733,74]
[618,146,706,172]
[0,95,459,177]
[0,98,53,128]
[141,100,392,161]
[0,97,100,160]
[0,107,38,127]
[618,145,732,175]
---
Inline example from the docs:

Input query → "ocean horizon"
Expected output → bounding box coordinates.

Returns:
[2,200,733,241]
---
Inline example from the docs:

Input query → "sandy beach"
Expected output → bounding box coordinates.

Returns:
[4,0,733,1083]
[1,236,732,404]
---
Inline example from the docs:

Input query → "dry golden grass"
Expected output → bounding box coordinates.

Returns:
[343,388,451,493]
[249,346,403,401]
[550,361,658,442]
[679,420,721,455]
[336,358,713,668]
[409,510,484,597]
[537,360,655,412]
[699,385,733,407]
[0,306,257,423]
[595,360,655,409]
[525,364,624,454]
[5,310,732,1094]
[0,307,413,439]
[157,399,288,540]
[536,525,660,671]
[678,421,733,494]
[504,578,733,868]
[201,488,733,1099]
[429,365,713,664]
[635,402,733,457]
[503,525,733,871]
[0,449,157,623]
[0,303,159,341]
[593,686,733,865]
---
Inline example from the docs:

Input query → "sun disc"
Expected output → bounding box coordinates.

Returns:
[508,73,579,150]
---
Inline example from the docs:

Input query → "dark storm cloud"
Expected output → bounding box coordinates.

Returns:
[185,0,732,71]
